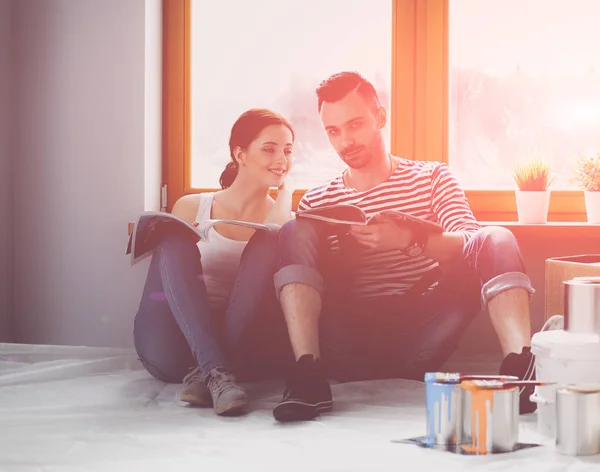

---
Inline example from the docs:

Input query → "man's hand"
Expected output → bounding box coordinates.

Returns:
[349,213,412,251]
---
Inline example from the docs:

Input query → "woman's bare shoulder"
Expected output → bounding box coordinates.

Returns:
[171,194,204,223]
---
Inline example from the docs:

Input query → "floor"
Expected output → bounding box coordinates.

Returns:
[1,343,598,472]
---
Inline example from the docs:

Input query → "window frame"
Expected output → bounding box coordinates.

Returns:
[162,0,586,221]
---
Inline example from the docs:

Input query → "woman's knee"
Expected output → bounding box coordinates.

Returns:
[246,223,281,247]
[157,232,200,258]
[241,225,282,267]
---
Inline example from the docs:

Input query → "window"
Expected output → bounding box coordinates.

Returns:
[163,0,591,221]
[189,0,392,189]
[449,0,600,190]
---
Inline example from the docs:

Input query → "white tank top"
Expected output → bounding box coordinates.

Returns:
[194,193,247,314]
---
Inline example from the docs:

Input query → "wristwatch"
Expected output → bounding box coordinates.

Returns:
[401,228,427,257]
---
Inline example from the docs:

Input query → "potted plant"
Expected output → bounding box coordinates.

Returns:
[572,152,600,223]
[513,158,553,224]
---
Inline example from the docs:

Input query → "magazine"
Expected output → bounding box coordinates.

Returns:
[296,204,443,234]
[126,211,273,265]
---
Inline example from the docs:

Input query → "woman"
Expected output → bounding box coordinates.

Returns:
[134,108,295,416]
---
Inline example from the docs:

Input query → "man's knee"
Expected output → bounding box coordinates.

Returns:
[278,218,323,267]
[467,226,535,309]
[274,219,329,300]
[472,225,519,254]
[280,218,320,247]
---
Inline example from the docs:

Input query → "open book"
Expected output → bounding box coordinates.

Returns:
[296,204,443,234]
[126,211,273,265]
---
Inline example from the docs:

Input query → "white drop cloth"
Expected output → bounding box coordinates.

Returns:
[0,343,598,471]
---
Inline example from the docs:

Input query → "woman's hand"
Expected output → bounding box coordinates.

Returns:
[265,180,294,225]
[276,175,295,195]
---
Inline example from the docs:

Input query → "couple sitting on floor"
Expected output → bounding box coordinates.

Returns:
[132,71,537,422]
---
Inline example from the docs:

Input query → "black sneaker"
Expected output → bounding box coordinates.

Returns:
[499,346,537,414]
[273,354,333,422]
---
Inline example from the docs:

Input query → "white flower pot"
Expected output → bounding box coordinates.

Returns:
[584,191,600,223]
[515,190,551,224]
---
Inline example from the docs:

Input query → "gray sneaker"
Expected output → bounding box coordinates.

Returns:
[180,367,212,407]
[206,367,248,416]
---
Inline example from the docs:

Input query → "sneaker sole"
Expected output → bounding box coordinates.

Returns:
[273,400,333,422]
[214,397,249,416]
[179,394,213,408]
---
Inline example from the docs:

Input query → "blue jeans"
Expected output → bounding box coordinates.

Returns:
[134,227,293,383]
[273,220,534,381]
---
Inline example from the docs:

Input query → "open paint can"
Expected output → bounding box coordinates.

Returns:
[460,380,519,454]
[556,384,600,456]
[424,373,462,445]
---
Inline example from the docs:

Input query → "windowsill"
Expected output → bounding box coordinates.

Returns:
[127,219,599,239]
[480,221,600,239]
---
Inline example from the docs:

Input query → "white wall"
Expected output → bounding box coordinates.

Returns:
[11,0,161,347]
[0,0,12,341]
[145,0,162,212]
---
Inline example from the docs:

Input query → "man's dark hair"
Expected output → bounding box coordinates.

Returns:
[316,71,381,112]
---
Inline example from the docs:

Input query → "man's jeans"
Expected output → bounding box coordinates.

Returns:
[134,227,293,384]
[274,219,535,381]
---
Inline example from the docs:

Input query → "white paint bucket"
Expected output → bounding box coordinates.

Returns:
[530,328,600,438]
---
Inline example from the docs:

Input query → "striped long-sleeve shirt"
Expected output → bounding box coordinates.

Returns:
[298,157,482,299]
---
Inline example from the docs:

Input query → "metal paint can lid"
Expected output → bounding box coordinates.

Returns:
[566,276,600,285]
[563,383,600,394]
[424,372,461,384]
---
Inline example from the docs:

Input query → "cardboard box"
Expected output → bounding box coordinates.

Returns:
[545,255,600,319]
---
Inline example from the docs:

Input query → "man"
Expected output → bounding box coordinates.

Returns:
[272,71,536,423]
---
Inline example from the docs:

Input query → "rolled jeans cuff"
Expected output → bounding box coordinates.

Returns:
[274,264,325,300]
[481,271,535,311]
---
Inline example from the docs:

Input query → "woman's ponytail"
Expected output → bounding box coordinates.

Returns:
[219,161,238,189]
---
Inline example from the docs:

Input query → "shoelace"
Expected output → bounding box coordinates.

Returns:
[182,366,203,387]
[207,369,238,396]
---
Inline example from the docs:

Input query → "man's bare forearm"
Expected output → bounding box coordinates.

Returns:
[423,231,465,263]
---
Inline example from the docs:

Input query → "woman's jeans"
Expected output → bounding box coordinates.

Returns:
[134,227,293,384]
[273,220,535,381]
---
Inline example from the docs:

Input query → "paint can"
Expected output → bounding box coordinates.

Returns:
[564,277,600,336]
[460,380,519,454]
[556,383,600,456]
[424,372,462,445]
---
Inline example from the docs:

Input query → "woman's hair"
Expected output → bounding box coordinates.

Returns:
[219,108,295,189]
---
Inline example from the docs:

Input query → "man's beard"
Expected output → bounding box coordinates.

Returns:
[341,145,371,169]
